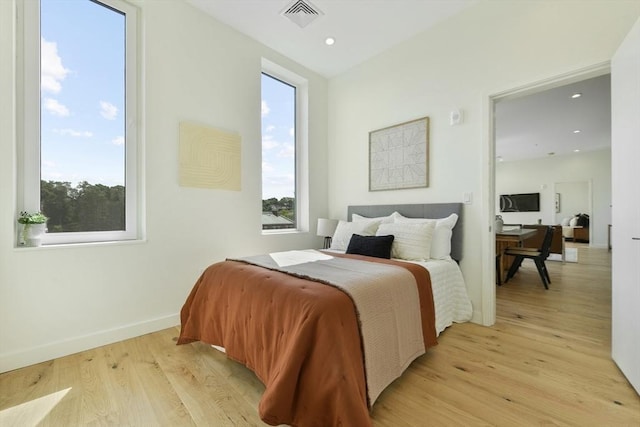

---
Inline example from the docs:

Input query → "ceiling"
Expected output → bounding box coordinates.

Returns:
[186,0,477,78]
[185,0,611,162]
[495,74,611,162]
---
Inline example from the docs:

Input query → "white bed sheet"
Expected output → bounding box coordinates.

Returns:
[405,258,473,335]
[325,250,473,335]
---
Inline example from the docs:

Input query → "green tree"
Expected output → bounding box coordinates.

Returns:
[40,180,125,233]
[262,197,278,212]
[41,180,74,232]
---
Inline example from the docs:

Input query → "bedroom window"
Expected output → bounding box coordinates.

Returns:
[261,60,309,232]
[17,0,139,245]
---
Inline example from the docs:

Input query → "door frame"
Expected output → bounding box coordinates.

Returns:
[482,62,610,326]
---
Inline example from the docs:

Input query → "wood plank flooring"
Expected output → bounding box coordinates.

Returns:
[1,243,638,426]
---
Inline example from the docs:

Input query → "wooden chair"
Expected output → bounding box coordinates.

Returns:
[504,225,554,289]
[521,224,564,260]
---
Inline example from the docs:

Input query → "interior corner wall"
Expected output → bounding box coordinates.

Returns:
[0,0,328,372]
[496,149,612,247]
[555,181,590,222]
[327,0,639,323]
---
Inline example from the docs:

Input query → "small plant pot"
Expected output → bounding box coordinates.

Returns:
[24,223,47,247]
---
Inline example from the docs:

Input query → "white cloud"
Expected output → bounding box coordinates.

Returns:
[262,138,280,150]
[262,173,295,199]
[99,101,118,120]
[41,38,69,94]
[289,127,295,137]
[261,100,270,117]
[54,128,93,137]
[41,158,63,181]
[45,171,64,180]
[266,125,275,133]
[112,136,125,146]
[264,174,294,185]
[262,161,274,173]
[44,98,69,117]
[278,144,295,158]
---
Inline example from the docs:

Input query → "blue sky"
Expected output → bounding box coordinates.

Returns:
[261,73,296,200]
[40,0,125,187]
[42,1,295,199]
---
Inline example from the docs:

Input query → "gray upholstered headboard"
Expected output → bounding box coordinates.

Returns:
[347,203,464,261]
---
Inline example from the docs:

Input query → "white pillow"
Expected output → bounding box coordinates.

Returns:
[569,216,579,227]
[561,217,571,226]
[394,213,458,260]
[351,212,397,224]
[376,221,436,261]
[330,220,380,251]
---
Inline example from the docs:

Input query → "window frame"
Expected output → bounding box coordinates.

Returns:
[261,59,309,234]
[17,0,140,245]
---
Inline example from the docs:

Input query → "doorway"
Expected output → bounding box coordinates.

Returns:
[486,63,612,324]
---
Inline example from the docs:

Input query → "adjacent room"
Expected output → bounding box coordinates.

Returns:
[494,73,612,285]
[1,0,638,425]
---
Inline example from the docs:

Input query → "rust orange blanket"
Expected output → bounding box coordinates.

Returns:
[178,253,436,427]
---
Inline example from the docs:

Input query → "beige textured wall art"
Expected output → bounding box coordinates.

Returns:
[179,122,241,191]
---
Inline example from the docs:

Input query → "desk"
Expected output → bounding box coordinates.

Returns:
[496,229,537,282]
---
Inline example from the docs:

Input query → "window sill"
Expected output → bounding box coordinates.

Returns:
[14,238,147,251]
[261,229,307,236]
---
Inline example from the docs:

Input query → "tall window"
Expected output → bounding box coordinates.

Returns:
[18,0,138,245]
[261,72,297,230]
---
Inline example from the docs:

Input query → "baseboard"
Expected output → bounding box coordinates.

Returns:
[0,313,180,374]
[590,243,608,249]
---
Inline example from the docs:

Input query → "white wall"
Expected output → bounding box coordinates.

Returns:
[555,181,590,223]
[496,149,611,247]
[327,1,639,324]
[0,0,329,372]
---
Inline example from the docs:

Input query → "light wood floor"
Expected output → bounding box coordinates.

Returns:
[1,244,638,426]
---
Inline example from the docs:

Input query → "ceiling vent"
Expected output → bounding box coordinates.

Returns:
[281,0,324,28]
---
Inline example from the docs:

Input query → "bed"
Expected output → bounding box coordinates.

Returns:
[177,203,472,427]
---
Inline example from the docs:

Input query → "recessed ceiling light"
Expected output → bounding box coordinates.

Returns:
[571,93,582,99]
[573,129,581,134]
[574,149,580,152]
[325,37,335,46]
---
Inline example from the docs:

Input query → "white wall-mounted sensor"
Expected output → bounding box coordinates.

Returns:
[450,109,463,126]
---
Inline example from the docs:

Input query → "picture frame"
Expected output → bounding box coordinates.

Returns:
[369,117,429,191]
[555,193,560,213]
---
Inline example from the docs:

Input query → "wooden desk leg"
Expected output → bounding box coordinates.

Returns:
[496,238,523,281]
[496,240,513,281]
[502,251,514,279]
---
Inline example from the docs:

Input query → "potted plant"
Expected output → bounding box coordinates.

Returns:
[18,211,48,247]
